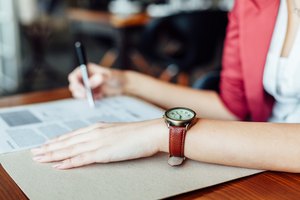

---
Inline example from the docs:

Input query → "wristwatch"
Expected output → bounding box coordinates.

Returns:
[163,107,196,166]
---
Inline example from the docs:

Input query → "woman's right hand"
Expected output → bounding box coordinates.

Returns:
[68,63,126,100]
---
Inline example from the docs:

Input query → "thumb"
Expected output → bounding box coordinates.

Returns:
[89,74,104,89]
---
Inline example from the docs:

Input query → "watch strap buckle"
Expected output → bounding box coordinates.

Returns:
[168,156,185,166]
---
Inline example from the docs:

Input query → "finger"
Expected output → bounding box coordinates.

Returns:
[70,86,86,99]
[31,123,106,155]
[53,122,107,142]
[52,150,98,169]
[68,68,83,85]
[72,91,86,99]
[33,140,103,163]
[88,63,111,76]
[69,80,86,98]
[69,79,101,99]
[69,82,85,94]
[89,74,105,89]
[32,131,96,156]
[69,63,110,85]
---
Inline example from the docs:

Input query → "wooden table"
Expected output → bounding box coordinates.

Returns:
[1,88,300,200]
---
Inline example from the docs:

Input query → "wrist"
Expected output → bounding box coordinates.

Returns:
[157,118,169,153]
[144,118,169,153]
[102,69,128,97]
[123,70,156,98]
[123,70,138,96]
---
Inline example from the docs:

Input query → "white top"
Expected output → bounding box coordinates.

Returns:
[263,0,300,122]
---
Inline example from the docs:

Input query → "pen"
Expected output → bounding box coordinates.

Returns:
[74,41,95,108]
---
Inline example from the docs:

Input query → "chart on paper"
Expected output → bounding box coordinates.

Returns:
[0,96,163,154]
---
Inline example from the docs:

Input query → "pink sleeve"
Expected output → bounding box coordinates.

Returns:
[219,1,249,120]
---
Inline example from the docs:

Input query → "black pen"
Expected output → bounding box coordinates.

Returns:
[74,41,95,108]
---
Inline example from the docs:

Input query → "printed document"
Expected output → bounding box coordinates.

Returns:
[0,96,163,154]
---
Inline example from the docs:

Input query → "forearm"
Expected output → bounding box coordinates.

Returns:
[124,71,236,120]
[158,118,300,173]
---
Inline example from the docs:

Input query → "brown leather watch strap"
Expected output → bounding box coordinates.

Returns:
[169,126,187,157]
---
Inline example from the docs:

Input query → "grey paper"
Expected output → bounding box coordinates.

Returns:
[0,150,262,200]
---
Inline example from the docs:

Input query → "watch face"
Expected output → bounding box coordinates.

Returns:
[166,108,195,121]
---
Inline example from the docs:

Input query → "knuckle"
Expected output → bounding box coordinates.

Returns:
[69,157,76,165]
[63,158,73,166]
[88,62,96,68]
[68,146,76,155]
[76,154,87,161]
[46,151,54,158]
[42,144,50,152]
[92,133,105,142]
[68,74,74,82]
[72,154,90,165]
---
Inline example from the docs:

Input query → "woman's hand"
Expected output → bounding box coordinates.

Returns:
[68,63,126,100]
[31,119,168,169]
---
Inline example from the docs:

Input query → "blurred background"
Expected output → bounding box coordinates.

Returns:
[0,0,234,96]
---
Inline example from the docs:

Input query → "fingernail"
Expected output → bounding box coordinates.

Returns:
[52,163,64,169]
[32,156,43,162]
[52,163,61,168]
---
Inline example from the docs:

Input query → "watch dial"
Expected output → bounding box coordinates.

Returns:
[166,108,195,120]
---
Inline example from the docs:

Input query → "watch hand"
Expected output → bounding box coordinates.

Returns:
[178,114,182,120]
[175,111,183,118]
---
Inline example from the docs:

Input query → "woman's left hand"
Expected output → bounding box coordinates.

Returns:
[31,119,167,170]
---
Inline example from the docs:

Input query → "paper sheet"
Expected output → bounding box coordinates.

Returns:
[0,96,163,154]
[0,151,262,200]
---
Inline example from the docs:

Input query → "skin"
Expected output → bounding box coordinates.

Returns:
[32,0,300,172]
[282,0,300,57]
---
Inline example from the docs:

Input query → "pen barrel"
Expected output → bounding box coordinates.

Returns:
[80,64,95,107]
[75,42,87,65]
[79,64,90,88]
[75,42,95,108]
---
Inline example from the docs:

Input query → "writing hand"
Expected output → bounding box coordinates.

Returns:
[68,63,125,100]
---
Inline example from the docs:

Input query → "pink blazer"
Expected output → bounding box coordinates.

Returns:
[220,0,280,121]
